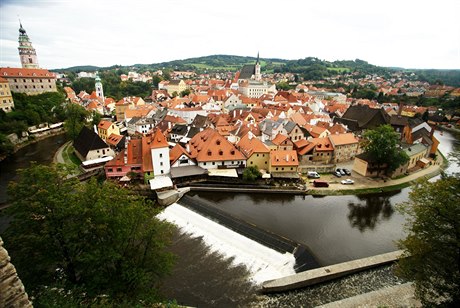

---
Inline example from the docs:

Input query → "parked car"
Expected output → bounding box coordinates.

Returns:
[313,180,329,187]
[341,179,355,185]
[339,168,346,176]
[333,170,342,177]
[343,168,351,175]
[307,171,320,179]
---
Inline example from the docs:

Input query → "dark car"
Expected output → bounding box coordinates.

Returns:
[313,180,329,187]
[333,170,342,177]
[343,168,351,175]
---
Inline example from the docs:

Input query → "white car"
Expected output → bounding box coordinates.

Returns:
[341,179,355,185]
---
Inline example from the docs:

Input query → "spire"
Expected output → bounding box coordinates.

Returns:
[19,19,25,34]
[18,21,39,69]
[256,51,260,64]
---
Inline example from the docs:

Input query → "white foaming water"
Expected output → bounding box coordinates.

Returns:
[157,203,296,284]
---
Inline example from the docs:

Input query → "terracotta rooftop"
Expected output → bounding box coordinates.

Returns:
[188,128,245,162]
[237,132,270,158]
[329,133,359,146]
[270,150,299,167]
[0,67,55,78]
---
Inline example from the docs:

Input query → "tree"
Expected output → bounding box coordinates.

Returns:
[180,89,191,97]
[243,166,261,182]
[64,103,88,140]
[361,124,409,173]
[4,163,175,304]
[397,176,460,306]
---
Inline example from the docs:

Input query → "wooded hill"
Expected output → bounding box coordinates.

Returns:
[53,54,460,87]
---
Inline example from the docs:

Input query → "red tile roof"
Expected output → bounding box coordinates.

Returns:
[188,128,245,162]
[270,150,299,167]
[127,138,143,165]
[0,67,55,78]
[98,120,113,130]
[237,132,270,158]
[149,129,169,149]
[169,144,193,165]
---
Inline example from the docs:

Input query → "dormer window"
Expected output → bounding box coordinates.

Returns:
[207,150,212,156]
[230,150,235,155]
[216,140,221,145]
[18,72,22,76]
[219,150,223,156]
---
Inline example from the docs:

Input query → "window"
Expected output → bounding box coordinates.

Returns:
[116,167,122,172]
[161,170,164,174]
[276,167,278,171]
[108,168,113,172]
[212,162,215,165]
[159,153,163,158]
[250,161,253,164]
[160,162,163,166]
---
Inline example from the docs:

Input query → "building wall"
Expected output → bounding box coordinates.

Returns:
[2,76,57,95]
[79,147,114,161]
[0,81,14,112]
[312,151,333,163]
[151,147,170,176]
[198,159,245,170]
[105,165,131,178]
[352,157,369,176]
[115,104,128,121]
[247,152,269,170]
[171,154,196,168]
[334,143,359,162]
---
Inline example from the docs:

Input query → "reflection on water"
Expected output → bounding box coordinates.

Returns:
[347,191,399,232]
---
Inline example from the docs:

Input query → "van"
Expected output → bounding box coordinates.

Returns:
[313,180,329,187]
[307,171,320,179]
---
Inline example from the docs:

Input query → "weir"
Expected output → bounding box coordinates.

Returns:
[179,194,319,272]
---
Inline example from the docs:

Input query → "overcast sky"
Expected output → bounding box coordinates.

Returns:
[1,0,459,70]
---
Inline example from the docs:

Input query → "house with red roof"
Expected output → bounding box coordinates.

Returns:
[328,133,360,163]
[237,132,270,170]
[269,150,299,175]
[170,144,196,168]
[271,133,294,150]
[309,137,334,164]
[97,120,120,142]
[147,129,170,176]
[187,128,246,170]
[0,67,57,95]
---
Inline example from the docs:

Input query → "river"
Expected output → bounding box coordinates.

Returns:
[0,130,458,307]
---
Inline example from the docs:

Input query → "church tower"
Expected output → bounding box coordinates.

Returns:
[254,52,261,81]
[95,73,104,101]
[18,22,39,69]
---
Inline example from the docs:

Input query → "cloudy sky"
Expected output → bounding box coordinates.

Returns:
[1,0,459,70]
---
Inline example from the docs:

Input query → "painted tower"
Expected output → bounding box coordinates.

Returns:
[254,52,261,81]
[18,22,39,69]
[95,73,104,100]
[149,129,170,176]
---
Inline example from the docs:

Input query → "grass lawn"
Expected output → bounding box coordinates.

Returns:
[62,143,82,168]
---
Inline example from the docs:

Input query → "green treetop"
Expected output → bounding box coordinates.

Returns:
[361,124,409,173]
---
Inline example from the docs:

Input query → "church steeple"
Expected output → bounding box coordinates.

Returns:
[254,52,261,81]
[95,73,105,102]
[18,21,39,69]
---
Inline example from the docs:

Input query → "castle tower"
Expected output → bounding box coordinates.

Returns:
[254,52,261,81]
[18,22,39,69]
[95,73,104,101]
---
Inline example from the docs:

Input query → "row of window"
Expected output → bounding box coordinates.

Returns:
[14,85,53,89]
[13,78,52,83]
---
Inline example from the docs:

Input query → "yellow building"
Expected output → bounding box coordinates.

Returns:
[0,77,14,112]
[97,120,120,142]
[237,132,270,170]
[269,150,299,174]
[165,80,187,95]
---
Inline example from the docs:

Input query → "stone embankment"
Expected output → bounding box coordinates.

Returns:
[0,237,33,308]
[261,250,403,293]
